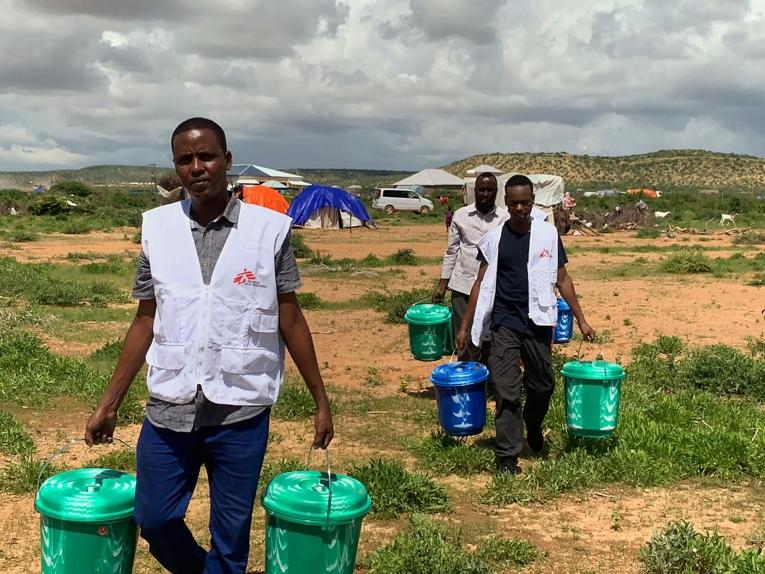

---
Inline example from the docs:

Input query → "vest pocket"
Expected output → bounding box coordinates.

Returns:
[220,347,280,374]
[146,343,186,370]
[249,311,279,333]
[531,270,557,307]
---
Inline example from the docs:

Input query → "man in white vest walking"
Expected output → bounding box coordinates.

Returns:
[456,175,594,475]
[84,118,333,573]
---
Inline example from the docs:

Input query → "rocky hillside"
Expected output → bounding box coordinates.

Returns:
[443,150,765,191]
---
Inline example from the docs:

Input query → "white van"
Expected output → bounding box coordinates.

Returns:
[372,188,434,214]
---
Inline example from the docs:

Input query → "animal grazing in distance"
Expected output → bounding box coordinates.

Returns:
[654,211,671,219]
[719,213,737,227]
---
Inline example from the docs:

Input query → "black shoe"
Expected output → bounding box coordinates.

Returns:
[527,427,545,455]
[495,457,520,476]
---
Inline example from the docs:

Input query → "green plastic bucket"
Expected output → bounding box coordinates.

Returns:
[404,304,453,361]
[262,469,372,573]
[561,360,625,439]
[34,468,137,574]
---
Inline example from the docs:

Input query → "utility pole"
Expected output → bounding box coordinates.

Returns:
[149,163,156,194]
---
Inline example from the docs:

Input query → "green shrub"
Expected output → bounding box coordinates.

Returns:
[28,195,79,216]
[349,459,451,519]
[297,292,322,310]
[638,520,765,574]
[291,232,313,259]
[31,281,89,306]
[636,228,661,239]
[8,230,39,242]
[678,344,764,398]
[0,411,35,455]
[368,515,489,574]
[389,248,417,265]
[89,339,123,363]
[49,181,92,197]
[474,536,539,569]
[362,288,432,324]
[661,249,713,273]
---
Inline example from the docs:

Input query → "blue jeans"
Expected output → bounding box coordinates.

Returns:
[134,410,270,574]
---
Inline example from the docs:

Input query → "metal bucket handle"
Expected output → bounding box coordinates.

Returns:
[37,437,134,492]
[575,340,610,379]
[305,445,333,527]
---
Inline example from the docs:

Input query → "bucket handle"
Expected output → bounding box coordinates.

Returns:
[37,437,134,492]
[305,445,333,528]
[575,340,612,379]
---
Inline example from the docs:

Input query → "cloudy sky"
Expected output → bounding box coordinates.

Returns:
[1,0,764,171]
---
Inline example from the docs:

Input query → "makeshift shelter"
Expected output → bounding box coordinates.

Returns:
[228,164,309,187]
[392,169,463,189]
[287,185,372,229]
[466,164,502,176]
[242,185,290,214]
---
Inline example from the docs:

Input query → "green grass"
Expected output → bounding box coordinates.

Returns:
[259,457,304,491]
[410,431,495,476]
[640,521,765,574]
[0,411,35,455]
[92,448,136,472]
[734,231,765,245]
[366,514,539,574]
[290,232,313,259]
[272,375,336,421]
[0,330,144,422]
[297,292,323,310]
[349,459,451,519]
[305,251,438,273]
[0,453,58,494]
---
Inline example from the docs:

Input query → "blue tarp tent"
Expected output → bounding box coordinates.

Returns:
[287,185,372,229]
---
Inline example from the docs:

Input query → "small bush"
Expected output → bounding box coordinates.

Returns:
[28,195,78,216]
[678,344,764,398]
[297,292,322,310]
[31,281,89,306]
[49,181,92,197]
[89,339,123,363]
[639,520,765,574]
[362,288,432,324]
[389,248,417,265]
[291,233,313,259]
[349,459,451,519]
[412,431,494,476]
[368,514,489,574]
[636,228,661,239]
[661,249,713,274]
[0,411,35,455]
[8,230,38,242]
[474,536,539,569]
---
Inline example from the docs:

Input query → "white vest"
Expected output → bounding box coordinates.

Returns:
[471,219,559,346]
[141,200,292,406]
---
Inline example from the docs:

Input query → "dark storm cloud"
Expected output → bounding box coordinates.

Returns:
[407,0,505,45]
[19,0,188,21]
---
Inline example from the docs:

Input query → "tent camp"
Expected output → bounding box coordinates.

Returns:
[393,169,463,189]
[287,185,372,229]
[242,185,290,214]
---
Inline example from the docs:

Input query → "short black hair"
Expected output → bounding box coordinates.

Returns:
[171,117,227,153]
[476,172,497,187]
[505,174,534,192]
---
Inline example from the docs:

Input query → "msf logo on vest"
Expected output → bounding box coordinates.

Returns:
[233,268,265,288]
[538,248,552,259]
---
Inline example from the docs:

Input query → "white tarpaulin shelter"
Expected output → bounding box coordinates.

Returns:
[301,207,365,229]
[464,173,565,209]
[393,169,463,188]
[466,164,502,175]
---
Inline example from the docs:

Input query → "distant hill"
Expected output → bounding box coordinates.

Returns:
[443,150,765,191]
[0,165,174,190]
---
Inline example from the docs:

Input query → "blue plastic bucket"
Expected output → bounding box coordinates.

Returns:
[429,362,489,436]
[554,298,573,344]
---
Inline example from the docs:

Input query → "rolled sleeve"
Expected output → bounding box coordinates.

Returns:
[275,231,302,294]
[131,250,155,299]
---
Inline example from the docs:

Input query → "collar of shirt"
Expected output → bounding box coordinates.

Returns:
[183,195,241,230]
[467,202,498,218]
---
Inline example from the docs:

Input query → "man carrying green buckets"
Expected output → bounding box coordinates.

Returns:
[83,118,334,574]
[456,175,595,476]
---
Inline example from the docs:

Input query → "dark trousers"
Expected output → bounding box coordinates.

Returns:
[451,290,484,362]
[134,410,270,574]
[488,326,554,459]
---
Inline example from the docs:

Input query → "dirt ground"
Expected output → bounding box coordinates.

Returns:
[1,224,764,573]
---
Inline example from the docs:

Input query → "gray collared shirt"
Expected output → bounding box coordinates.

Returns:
[132,195,301,432]
[440,203,508,295]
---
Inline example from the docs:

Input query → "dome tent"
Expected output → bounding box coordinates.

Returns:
[241,184,290,214]
[287,185,372,229]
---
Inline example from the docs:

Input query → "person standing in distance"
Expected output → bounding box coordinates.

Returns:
[84,117,333,574]
[456,174,594,475]
[433,173,508,361]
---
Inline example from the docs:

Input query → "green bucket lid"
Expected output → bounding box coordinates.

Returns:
[35,468,136,523]
[404,304,451,325]
[561,360,625,380]
[262,471,372,526]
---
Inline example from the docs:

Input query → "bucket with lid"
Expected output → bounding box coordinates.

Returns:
[34,441,137,574]
[561,357,625,439]
[404,304,453,361]
[554,297,574,344]
[261,449,372,573]
[429,361,489,436]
